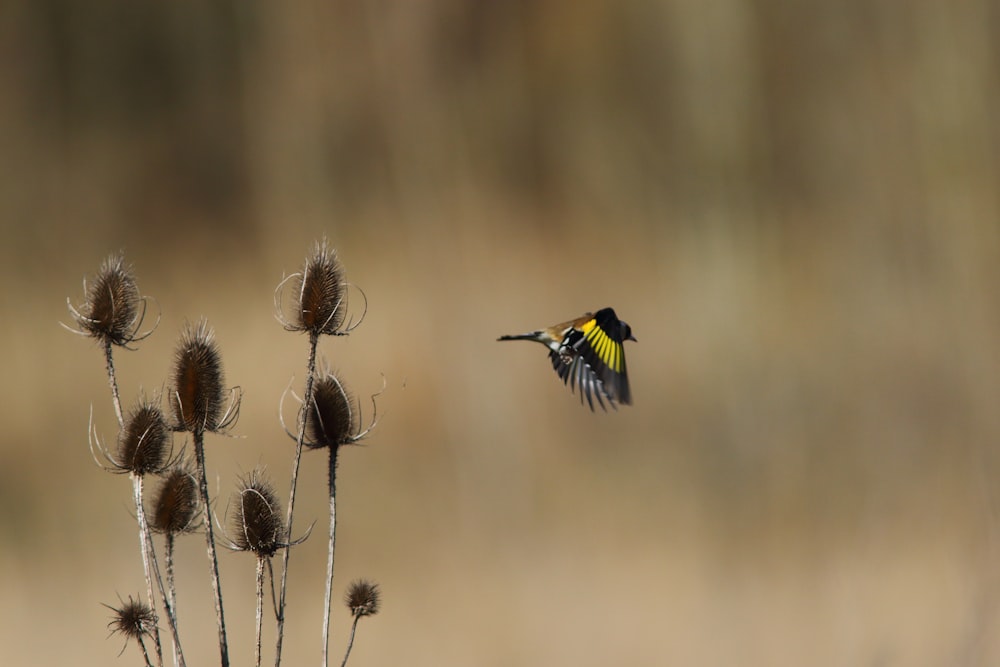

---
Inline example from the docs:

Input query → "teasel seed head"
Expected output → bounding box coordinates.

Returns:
[275,239,367,336]
[116,396,172,476]
[230,469,285,558]
[294,239,347,335]
[344,579,381,617]
[67,253,153,347]
[301,369,381,450]
[105,594,158,642]
[168,320,240,433]
[305,371,357,450]
[149,466,201,535]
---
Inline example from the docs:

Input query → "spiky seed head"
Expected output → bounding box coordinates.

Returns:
[231,469,284,557]
[345,579,381,617]
[169,320,227,432]
[117,398,171,475]
[295,240,347,335]
[306,372,357,449]
[73,254,144,346]
[150,467,200,535]
[105,595,158,641]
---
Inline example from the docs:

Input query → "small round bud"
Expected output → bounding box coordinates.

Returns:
[344,579,381,617]
[105,595,158,641]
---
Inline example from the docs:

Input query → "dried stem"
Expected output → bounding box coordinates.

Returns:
[321,446,340,667]
[267,558,278,619]
[143,516,186,667]
[193,429,230,667]
[131,474,164,667]
[163,532,183,667]
[255,557,266,667]
[101,314,185,666]
[163,533,177,622]
[106,340,160,667]
[138,636,155,667]
[339,616,361,667]
[104,340,125,428]
[274,331,319,666]
[155,552,186,667]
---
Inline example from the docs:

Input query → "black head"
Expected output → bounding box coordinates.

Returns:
[594,307,637,343]
[621,320,636,342]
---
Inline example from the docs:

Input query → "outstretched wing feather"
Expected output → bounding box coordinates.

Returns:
[549,348,613,412]
[575,319,632,405]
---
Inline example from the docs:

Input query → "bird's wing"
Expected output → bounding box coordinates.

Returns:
[572,311,632,405]
[549,347,613,412]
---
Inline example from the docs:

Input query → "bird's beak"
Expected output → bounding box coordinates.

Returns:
[628,334,637,342]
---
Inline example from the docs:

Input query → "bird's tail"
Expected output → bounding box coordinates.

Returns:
[497,332,538,342]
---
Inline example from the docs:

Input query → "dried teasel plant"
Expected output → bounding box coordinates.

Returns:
[220,469,308,667]
[89,394,181,667]
[344,579,381,617]
[225,469,288,559]
[71,246,384,667]
[294,367,380,666]
[105,595,159,666]
[68,256,180,667]
[340,580,381,667]
[168,319,242,435]
[149,465,202,537]
[67,254,153,347]
[90,394,175,477]
[302,369,379,450]
[64,253,158,427]
[149,463,201,646]
[274,238,367,338]
[167,319,241,667]
[272,239,369,666]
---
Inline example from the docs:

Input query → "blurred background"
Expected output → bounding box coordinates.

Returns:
[2,1,999,665]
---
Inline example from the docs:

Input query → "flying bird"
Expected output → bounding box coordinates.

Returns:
[497,307,635,411]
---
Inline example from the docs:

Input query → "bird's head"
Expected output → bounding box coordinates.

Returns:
[621,320,637,343]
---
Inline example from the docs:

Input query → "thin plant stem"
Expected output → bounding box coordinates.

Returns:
[321,446,340,667]
[143,521,185,667]
[164,533,177,630]
[339,616,361,667]
[103,340,125,428]
[131,474,164,667]
[274,331,319,667]
[267,558,278,619]
[193,429,230,667]
[255,557,266,667]
[138,636,155,667]
[107,345,184,666]
[163,533,184,667]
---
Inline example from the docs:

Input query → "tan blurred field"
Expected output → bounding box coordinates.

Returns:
[2,2,1000,665]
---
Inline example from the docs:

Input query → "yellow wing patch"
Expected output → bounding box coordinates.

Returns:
[585,325,622,373]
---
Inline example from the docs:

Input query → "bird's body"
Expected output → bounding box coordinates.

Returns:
[498,307,636,411]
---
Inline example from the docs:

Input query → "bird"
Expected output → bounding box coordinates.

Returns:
[497,307,636,411]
